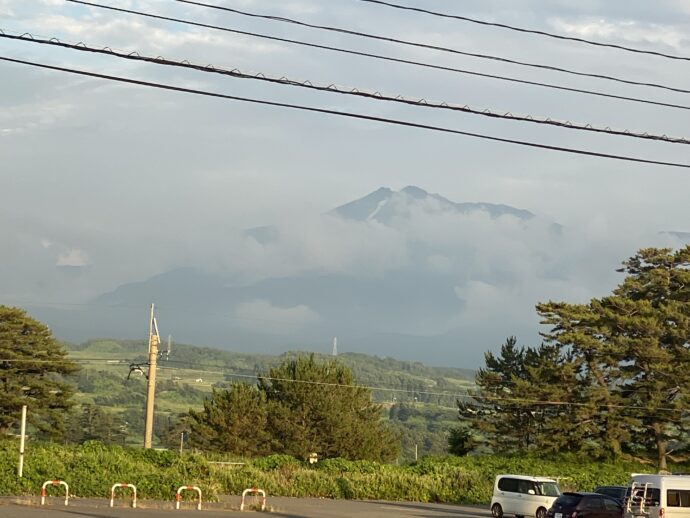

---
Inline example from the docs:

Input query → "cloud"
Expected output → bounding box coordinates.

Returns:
[56,248,90,267]
[233,299,319,334]
[549,17,688,49]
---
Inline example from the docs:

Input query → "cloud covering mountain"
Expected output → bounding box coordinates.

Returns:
[21,186,688,367]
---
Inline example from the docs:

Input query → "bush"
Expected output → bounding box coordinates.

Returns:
[0,440,676,504]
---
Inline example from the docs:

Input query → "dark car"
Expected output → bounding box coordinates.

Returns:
[546,492,622,518]
[593,486,627,503]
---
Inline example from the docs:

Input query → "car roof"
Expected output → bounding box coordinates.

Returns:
[496,474,558,482]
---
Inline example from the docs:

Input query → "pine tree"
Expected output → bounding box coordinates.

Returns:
[260,354,399,461]
[0,306,79,438]
[188,382,272,456]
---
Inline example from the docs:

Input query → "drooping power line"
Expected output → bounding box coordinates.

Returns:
[171,0,690,95]
[356,0,690,63]
[54,3,690,112]
[4,32,688,145]
[3,55,690,169]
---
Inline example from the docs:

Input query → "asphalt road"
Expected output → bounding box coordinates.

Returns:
[0,498,491,517]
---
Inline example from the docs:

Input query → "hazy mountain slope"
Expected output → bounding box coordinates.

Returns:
[30,186,572,366]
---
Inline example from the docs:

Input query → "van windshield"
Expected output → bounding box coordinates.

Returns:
[537,483,561,497]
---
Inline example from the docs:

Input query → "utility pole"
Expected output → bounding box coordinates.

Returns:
[144,303,160,449]
[17,405,27,477]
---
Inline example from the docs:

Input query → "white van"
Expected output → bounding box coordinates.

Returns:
[491,474,561,518]
[625,474,690,518]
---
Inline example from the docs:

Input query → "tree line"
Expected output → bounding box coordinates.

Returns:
[455,246,690,470]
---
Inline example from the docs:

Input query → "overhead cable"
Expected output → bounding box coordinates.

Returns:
[170,0,690,95]
[56,3,690,112]
[3,55,690,169]
[5,33,688,145]
[158,363,683,414]
[357,0,690,63]
[3,355,683,414]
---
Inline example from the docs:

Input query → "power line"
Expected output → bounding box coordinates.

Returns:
[171,0,690,95]
[3,56,690,169]
[55,3,690,112]
[156,362,685,413]
[4,356,684,414]
[356,0,690,63]
[6,33,688,145]
[0,56,690,169]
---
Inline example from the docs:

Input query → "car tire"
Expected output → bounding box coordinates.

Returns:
[492,503,503,518]
[536,507,547,518]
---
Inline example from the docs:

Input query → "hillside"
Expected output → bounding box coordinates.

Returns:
[65,339,475,460]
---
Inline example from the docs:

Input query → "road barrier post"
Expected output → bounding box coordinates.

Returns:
[40,480,69,506]
[240,487,267,511]
[176,485,202,511]
[110,483,137,508]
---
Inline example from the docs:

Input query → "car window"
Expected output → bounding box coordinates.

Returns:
[499,478,519,492]
[538,483,561,497]
[628,487,660,507]
[518,480,536,495]
[604,498,622,511]
[555,495,582,508]
[584,496,604,510]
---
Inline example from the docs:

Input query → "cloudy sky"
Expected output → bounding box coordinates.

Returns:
[1,0,690,365]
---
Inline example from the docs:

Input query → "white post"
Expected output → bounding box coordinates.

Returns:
[415,443,418,461]
[180,432,184,455]
[18,405,27,477]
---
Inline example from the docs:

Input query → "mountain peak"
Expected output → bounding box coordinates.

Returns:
[331,186,535,223]
[400,185,428,199]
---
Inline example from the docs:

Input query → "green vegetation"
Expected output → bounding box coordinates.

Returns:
[459,246,690,470]
[189,355,400,461]
[61,339,473,457]
[0,306,79,438]
[0,440,683,503]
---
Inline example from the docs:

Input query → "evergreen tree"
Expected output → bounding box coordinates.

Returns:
[260,355,399,461]
[538,246,690,468]
[459,337,565,452]
[611,247,690,469]
[187,355,399,461]
[0,306,79,438]
[188,382,272,456]
[537,300,633,456]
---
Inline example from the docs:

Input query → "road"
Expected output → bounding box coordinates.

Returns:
[0,497,490,517]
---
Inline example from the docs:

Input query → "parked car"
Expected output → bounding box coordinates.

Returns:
[491,474,561,518]
[594,486,627,503]
[546,492,622,518]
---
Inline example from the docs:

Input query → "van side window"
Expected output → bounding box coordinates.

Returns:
[517,481,536,495]
[668,490,690,507]
[498,478,519,492]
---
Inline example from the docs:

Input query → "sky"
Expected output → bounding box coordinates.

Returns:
[1,0,690,366]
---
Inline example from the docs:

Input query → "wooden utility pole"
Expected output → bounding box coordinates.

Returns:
[144,303,160,449]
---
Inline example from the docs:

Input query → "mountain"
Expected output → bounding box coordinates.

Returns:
[29,186,565,367]
[332,185,535,223]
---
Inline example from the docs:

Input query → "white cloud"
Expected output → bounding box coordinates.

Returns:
[56,248,90,267]
[549,17,688,49]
